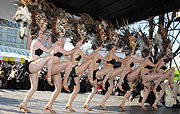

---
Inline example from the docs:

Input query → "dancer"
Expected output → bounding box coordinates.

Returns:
[19,25,55,113]
[154,55,174,90]
[65,37,96,112]
[117,44,143,91]
[83,39,114,111]
[44,34,78,113]
[102,44,124,84]
[119,50,158,110]
[99,44,126,110]
[139,51,175,110]
[150,56,175,110]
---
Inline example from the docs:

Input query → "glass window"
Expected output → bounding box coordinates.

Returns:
[0,28,2,31]
[50,42,53,47]
[14,30,18,34]
[12,49,17,53]
[16,24,20,27]
[17,50,22,55]
[4,48,8,52]
[7,29,11,33]
[21,51,25,55]
[6,35,9,42]
[14,36,17,43]
[26,52,29,56]
[11,29,14,34]
[10,36,13,42]
[44,41,47,47]
[0,47,4,52]
[8,48,13,52]
[0,34,2,41]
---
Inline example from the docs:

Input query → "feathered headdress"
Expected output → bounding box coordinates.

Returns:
[51,8,74,38]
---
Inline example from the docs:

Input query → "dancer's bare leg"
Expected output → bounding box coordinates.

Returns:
[45,74,62,113]
[84,80,97,109]
[120,82,133,111]
[46,56,54,85]
[65,77,80,112]
[51,61,73,92]
[110,67,127,79]
[96,67,113,90]
[103,67,126,86]
[127,66,143,81]
[20,73,38,112]
[154,68,175,91]
[139,82,150,110]
[76,59,94,86]
[142,73,163,83]
[62,61,73,91]
[152,83,165,110]
[118,69,130,91]
[28,55,54,85]
[29,55,53,74]
[99,79,113,110]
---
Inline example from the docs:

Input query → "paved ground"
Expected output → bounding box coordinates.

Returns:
[0,89,179,114]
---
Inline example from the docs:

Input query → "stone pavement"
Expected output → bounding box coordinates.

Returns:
[0,89,179,114]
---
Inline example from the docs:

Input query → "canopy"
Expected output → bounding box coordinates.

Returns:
[0,52,28,63]
[52,0,180,24]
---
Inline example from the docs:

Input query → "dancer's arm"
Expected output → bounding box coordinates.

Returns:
[111,52,124,62]
[146,59,158,67]
[102,53,109,67]
[79,49,96,59]
[37,41,56,53]
[56,46,78,55]
[97,53,108,61]
[64,55,70,61]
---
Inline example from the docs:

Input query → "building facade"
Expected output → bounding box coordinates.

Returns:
[0,18,27,49]
[26,34,52,50]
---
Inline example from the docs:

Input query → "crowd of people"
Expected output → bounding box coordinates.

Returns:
[8,0,180,113]
[0,61,92,92]
[0,61,127,95]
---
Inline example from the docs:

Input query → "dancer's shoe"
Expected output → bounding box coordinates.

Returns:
[83,104,93,111]
[139,104,147,110]
[19,103,31,113]
[119,104,127,111]
[65,105,75,112]
[99,104,107,110]
[45,105,56,113]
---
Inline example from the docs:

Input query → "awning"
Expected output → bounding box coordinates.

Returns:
[0,52,28,63]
